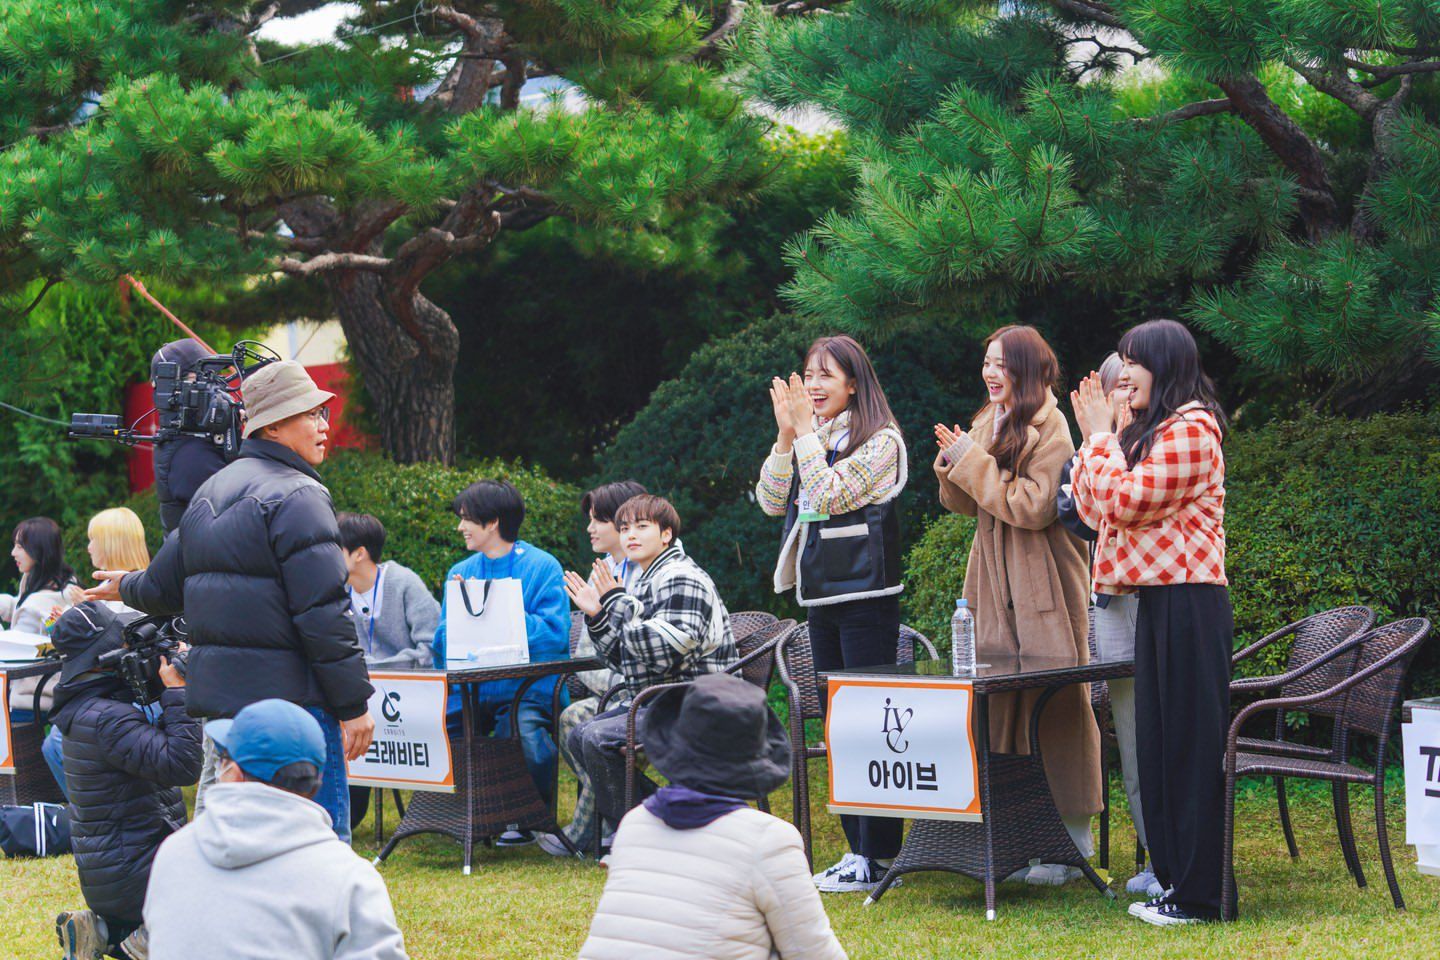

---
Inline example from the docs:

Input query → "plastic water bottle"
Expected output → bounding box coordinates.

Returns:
[951,599,976,676]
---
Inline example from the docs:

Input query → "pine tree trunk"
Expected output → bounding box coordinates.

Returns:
[324,269,458,464]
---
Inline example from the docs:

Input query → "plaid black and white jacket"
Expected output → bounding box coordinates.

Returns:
[586,545,738,701]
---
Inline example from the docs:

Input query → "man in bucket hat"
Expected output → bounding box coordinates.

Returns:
[87,361,374,839]
[578,673,848,960]
[144,700,408,960]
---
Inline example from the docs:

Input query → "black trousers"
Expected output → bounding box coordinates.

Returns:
[809,594,903,861]
[1134,583,1233,917]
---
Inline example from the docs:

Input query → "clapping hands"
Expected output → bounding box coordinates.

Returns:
[563,559,621,618]
[769,373,814,448]
[1071,372,1130,438]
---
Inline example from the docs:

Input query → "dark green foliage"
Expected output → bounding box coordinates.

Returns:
[431,132,856,477]
[121,449,584,595]
[0,282,251,592]
[733,0,1440,402]
[593,311,985,613]
[901,409,1440,691]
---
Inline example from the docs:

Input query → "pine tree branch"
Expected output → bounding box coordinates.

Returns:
[691,2,748,63]
[1143,98,1233,124]
[1216,73,1338,237]
[1353,75,1414,243]
[275,252,393,275]
[1043,0,1125,29]
[1286,58,1381,118]
[1344,57,1440,80]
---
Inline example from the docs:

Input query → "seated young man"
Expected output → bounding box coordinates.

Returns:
[433,480,569,844]
[144,700,408,960]
[337,511,441,829]
[338,512,440,667]
[539,480,644,857]
[50,603,203,960]
[562,495,738,838]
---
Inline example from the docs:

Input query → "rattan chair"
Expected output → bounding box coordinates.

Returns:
[1221,617,1430,920]
[777,621,940,867]
[1229,605,1377,862]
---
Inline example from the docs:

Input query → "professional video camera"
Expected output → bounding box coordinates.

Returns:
[67,341,280,458]
[97,615,189,706]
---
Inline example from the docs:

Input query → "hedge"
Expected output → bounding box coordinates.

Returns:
[123,449,585,592]
[901,408,1440,697]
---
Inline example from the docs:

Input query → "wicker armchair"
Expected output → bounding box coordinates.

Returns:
[582,613,792,857]
[1228,606,1375,861]
[777,622,940,868]
[1221,617,1430,920]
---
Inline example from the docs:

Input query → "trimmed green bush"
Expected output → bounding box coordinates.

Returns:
[901,409,1440,693]
[123,449,584,591]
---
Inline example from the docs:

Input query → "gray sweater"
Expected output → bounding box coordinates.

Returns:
[145,781,408,960]
[349,562,440,668]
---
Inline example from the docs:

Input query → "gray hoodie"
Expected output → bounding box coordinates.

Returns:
[144,782,408,960]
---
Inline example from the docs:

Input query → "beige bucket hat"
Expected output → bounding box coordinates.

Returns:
[242,361,336,439]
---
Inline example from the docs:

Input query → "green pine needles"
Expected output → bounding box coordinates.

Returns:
[734,0,1440,386]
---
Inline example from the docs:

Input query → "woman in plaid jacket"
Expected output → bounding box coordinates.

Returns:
[1071,319,1231,927]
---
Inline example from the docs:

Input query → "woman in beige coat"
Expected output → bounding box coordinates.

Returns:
[933,325,1102,883]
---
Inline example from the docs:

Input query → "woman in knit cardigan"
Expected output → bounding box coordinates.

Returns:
[933,325,1103,883]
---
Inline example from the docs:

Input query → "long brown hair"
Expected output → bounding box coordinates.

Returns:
[803,335,900,454]
[976,325,1060,476]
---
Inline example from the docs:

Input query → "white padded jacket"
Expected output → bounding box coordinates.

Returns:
[578,805,848,960]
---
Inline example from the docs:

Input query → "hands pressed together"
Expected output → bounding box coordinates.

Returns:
[1071,372,1131,439]
[769,373,814,451]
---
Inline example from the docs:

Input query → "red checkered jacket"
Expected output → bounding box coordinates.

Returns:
[1071,402,1226,591]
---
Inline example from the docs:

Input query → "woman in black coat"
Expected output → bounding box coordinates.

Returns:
[50,603,203,959]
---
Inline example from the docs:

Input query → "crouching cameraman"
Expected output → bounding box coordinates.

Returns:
[50,603,203,960]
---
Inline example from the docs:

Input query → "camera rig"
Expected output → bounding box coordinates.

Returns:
[97,615,189,706]
[67,340,280,458]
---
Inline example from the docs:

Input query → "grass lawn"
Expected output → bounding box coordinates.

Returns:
[3,771,1434,959]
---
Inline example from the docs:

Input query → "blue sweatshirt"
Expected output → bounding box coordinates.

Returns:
[433,540,570,704]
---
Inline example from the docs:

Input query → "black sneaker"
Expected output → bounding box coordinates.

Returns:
[816,856,900,893]
[1136,901,1217,927]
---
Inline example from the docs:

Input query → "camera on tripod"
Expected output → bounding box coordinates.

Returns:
[67,341,280,458]
[97,616,189,706]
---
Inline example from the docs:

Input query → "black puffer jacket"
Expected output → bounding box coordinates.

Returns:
[120,438,373,719]
[53,681,202,924]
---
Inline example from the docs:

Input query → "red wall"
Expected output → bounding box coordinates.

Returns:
[124,361,374,494]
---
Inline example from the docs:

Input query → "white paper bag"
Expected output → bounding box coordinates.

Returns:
[444,578,529,666]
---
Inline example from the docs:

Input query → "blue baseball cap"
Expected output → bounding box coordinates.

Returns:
[206,700,327,783]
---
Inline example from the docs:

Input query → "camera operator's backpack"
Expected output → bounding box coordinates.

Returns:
[0,802,72,857]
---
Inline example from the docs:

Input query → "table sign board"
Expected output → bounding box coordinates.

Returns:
[0,674,12,774]
[826,676,981,821]
[1403,707,1440,876]
[347,671,453,792]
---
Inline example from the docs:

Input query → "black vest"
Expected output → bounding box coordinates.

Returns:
[778,428,905,606]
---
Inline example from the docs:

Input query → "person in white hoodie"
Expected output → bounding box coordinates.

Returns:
[144,699,408,960]
[578,673,847,960]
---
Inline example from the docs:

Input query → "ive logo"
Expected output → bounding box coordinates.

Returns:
[881,697,913,754]
[1422,745,1440,799]
[381,689,403,723]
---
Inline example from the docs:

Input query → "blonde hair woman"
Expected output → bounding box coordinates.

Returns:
[66,508,150,608]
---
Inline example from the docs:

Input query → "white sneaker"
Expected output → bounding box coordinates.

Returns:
[1127,867,1165,898]
[816,855,887,893]
[1128,888,1174,917]
[813,852,860,885]
[495,829,535,847]
[536,832,577,858]
[1025,864,1083,886]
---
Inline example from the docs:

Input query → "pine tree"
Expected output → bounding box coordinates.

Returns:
[1,0,774,461]
[733,0,1440,406]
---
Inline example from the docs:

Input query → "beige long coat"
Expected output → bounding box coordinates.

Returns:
[934,393,1102,819]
